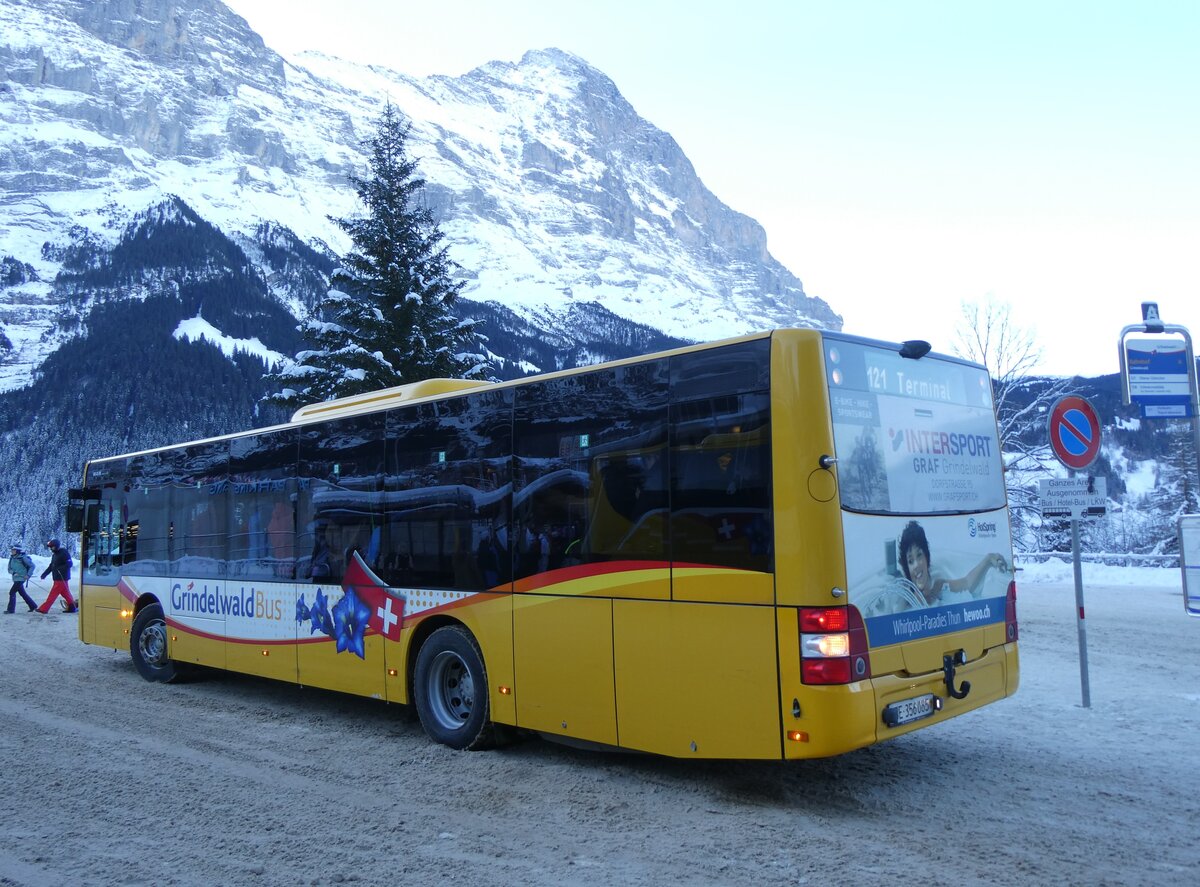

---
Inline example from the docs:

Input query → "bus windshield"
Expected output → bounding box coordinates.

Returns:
[825,339,1005,515]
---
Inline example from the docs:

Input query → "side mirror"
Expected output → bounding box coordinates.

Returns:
[66,488,100,533]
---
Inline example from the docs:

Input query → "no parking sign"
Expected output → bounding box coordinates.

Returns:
[1046,393,1104,709]
[1048,396,1102,471]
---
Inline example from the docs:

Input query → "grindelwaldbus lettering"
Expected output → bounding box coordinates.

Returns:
[171,582,285,621]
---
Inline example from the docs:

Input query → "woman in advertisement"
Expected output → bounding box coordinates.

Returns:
[899,520,1008,606]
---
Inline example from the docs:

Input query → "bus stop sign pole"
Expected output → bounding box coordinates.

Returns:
[1046,395,1104,708]
[1070,504,1090,708]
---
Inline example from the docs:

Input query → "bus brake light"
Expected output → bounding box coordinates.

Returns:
[799,606,871,685]
[802,658,852,684]
[799,607,848,632]
[1005,580,1019,642]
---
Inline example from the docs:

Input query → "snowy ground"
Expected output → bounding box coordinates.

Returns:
[1,563,1198,886]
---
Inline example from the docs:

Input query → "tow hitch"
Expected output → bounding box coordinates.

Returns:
[943,650,971,700]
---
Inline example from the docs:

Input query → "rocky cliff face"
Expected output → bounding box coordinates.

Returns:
[0,0,839,393]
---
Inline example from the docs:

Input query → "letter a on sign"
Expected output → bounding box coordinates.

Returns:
[1048,395,1102,471]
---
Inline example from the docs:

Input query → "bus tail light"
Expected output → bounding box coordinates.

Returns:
[800,605,871,685]
[1005,580,1019,642]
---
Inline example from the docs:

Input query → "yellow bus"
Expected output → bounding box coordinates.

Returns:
[68,329,1018,759]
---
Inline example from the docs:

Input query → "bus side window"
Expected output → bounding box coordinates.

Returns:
[513,375,589,582]
[176,440,228,581]
[82,461,126,586]
[514,361,667,580]
[382,391,512,592]
[124,451,173,577]
[669,391,773,573]
[298,416,383,586]
[230,431,295,582]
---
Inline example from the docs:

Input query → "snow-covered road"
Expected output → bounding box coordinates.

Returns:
[2,573,1196,886]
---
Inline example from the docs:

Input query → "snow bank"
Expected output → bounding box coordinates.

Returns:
[1018,558,1183,588]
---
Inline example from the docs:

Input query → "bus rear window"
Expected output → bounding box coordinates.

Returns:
[825,339,1005,515]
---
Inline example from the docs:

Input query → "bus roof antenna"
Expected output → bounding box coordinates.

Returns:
[899,340,931,359]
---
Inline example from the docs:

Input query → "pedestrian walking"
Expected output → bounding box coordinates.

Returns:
[36,538,77,614]
[5,542,38,613]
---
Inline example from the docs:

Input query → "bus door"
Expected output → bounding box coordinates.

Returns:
[71,473,125,649]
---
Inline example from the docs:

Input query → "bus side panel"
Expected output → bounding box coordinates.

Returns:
[467,593,517,727]
[165,576,227,671]
[513,594,616,745]
[79,583,126,651]
[296,632,386,699]
[768,331,847,610]
[170,617,226,670]
[670,569,773,605]
[224,583,296,683]
[776,608,878,759]
[614,599,782,759]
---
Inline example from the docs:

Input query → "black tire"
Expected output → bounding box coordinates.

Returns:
[413,625,496,750]
[130,603,179,683]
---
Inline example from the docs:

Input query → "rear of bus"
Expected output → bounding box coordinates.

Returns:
[772,331,1019,758]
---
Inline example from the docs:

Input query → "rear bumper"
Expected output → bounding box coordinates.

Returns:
[782,641,1018,759]
[874,641,1018,741]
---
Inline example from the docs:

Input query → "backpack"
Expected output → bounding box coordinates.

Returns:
[19,554,33,572]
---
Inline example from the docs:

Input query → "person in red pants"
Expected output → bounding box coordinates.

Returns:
[36,538,76,614]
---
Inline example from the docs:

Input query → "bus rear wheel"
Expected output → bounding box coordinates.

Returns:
[130,603,179,683]
[413,625,496,750]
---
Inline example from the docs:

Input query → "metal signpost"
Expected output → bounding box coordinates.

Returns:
[1119,302,1200,617]
[1043,394,1105,708]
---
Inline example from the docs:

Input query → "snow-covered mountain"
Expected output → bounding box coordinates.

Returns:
[0,0,839,392]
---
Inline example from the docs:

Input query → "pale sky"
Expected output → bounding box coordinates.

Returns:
[225,0,1199,378]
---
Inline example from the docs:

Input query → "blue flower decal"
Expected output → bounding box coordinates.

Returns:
[296,583,381,659]
[308,588,333,636]
[331,588,371,659]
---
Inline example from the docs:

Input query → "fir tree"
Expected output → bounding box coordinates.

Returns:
[266,104,486,408]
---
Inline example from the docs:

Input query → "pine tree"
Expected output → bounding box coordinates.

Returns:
[266,104,486,408]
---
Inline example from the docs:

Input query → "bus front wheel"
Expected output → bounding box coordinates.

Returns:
[130,603,179,683]
[413,625,496,750]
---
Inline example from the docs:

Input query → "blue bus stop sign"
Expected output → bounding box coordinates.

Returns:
[1124,337,1194,418]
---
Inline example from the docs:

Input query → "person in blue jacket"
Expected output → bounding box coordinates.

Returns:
[5,542,38,613]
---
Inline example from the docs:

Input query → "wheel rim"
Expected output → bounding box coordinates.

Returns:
[425,649,475,731]
[138,618,169,668]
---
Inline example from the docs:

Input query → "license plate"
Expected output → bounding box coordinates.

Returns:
[882,693,938,728]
